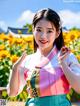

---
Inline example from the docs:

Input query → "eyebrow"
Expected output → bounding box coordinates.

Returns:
[36,27,53,30]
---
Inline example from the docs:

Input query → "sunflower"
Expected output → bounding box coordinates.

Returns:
[15,38,23,44]
[0,33,9,41]
[10,55,19,63]
[0,50,10,59]
[76,55,80,61]
[0,44,5,50]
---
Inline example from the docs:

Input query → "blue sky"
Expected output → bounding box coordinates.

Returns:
[0,0,80,31]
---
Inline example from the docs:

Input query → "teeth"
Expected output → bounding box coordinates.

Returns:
[40,40,47,42]
[41,41,46,43]
[40,41,47,43]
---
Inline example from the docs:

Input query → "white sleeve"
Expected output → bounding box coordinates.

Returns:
[66,53,80,75]
[18,67,27,94]
[18,56,31,94]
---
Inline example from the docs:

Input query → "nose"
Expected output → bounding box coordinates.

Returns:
[41,32,47,38]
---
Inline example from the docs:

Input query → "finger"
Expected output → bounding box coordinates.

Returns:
[60,46,70,56]
[58,51,70,61]
[16,51,27,65]
[19,51,27,62]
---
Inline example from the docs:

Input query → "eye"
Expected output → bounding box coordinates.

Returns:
[36,28,41,32]
[47,30,53,33]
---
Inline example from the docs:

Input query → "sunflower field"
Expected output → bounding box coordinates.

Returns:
[0,29,80,102]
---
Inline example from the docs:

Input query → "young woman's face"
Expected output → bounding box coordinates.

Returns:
[33,18,59,50]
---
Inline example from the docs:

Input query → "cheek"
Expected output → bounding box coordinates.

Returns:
[48,35,56,41]
[33,31,37,36]
[33,31,40,38]
[34,33,39,44]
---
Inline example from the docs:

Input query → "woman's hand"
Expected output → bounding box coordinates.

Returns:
[58,46,70,64]
[13,51,27,70]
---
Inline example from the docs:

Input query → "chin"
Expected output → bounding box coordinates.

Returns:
[39,46,48,50]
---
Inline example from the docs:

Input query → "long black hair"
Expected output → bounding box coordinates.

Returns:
[32,8,64,51]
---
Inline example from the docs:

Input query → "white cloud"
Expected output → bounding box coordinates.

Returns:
[59,10,80,28]
[17,10,35,26]
[17,9,80,29]
[0,21,7,31]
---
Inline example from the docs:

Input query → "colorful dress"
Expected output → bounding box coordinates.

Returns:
[18,46,80,106]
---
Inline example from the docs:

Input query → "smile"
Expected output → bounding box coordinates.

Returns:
[39,40,48,44]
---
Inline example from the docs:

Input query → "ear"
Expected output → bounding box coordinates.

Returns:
[56,30,61,39]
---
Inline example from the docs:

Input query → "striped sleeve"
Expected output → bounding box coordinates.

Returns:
[66,53,80,75]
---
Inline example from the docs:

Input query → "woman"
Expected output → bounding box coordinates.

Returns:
[7,8,80,106]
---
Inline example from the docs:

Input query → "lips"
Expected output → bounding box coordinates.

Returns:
[39,40,48,44]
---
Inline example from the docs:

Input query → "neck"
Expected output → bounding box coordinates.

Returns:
[39,46,54,57]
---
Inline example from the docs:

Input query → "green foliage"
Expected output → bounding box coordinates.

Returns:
[67,89,80,102]
[26,45,34,55]
[23,23,32,33]
[9,44,22,56]
[69,38,80,62]
[2,86,28,102]
[70,27,80,31]
[0,57,12,87]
